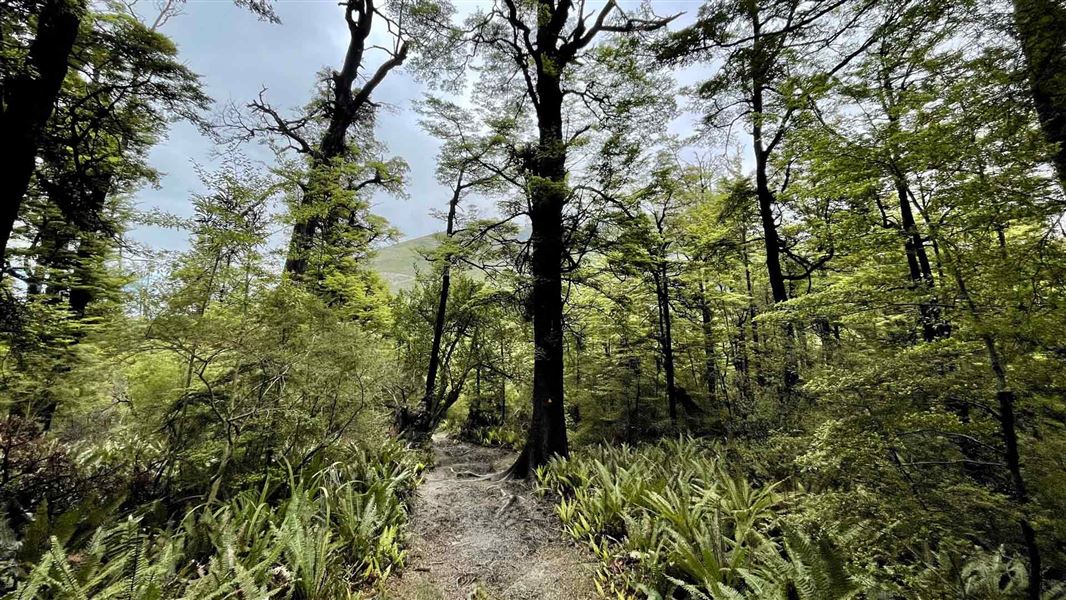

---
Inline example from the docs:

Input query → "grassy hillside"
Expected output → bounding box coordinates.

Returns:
[371,232,441,291]
[372,225,529,292]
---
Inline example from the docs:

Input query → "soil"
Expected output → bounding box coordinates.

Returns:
[380,433,598,600]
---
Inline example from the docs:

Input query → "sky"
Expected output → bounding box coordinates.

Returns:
[127,0,704,253]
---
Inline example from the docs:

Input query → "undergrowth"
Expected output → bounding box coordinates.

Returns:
[2,441,424,599]
[537,437,1059,600]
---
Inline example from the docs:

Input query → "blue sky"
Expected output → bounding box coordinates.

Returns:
[127,0,704,253]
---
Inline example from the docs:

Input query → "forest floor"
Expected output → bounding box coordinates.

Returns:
[381,433,598,600]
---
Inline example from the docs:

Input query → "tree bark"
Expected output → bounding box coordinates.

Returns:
[417,184,462,435]
[1013,0,1066,189]
[894,175,947,342]
[953,262,1042,598]
[654,263,678,421]
[0,0,84,275]
[509,66,569,477]
[498,336,507,424]
[881,60,949,343]
[698,281,719,407]
[753,151,788,303]
[282,0,407,278]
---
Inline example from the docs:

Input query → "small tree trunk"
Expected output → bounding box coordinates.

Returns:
[499,336,507,424]
[419,185,462,435]
[698,281,719,406]
[952,262,1042,598]
[655,265,678,421]
[741,241,765,390]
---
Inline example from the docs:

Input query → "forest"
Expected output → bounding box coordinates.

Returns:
[2,0,1065,597]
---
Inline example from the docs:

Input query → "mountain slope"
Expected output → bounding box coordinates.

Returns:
[371,232,441,292]
[372,224,529,292]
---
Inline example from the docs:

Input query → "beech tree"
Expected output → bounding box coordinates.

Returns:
[1012,0,1066,188]
[461,0,676,476]
[236,0,453,282]
[0,0,274,276]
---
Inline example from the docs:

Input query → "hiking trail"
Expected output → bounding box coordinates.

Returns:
[382,433,597,600]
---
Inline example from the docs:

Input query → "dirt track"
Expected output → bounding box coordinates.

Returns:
[381,434,597,600]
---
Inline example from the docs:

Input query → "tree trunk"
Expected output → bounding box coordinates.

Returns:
[741,239,765,390]
[883,57,949,343]
[953,263,1042,598]
[417,185,462,435]
[655,264,678,421]
[893,176,948,342]
[498,336,507,424]
[1013,0,1066,188]
[509,68,569,478]
[0,0,84,275]
[698,280,719,407]
[699,298,716,400]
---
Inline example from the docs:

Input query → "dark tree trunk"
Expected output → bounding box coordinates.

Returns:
[509,68,569,478]
[416,185,462,435]
[996,387,1043,600]
[741,240,766,390]
[499,336,507,425]
[883,54,948,344]
[990,352,1042,600]
[698,281,718,406]
[893,176,947,342]
[954,265,1042,599]
[747,9,800,401]
[282,0,406,278]
[654,265,678,421]
[748,10,787,306]
[68,239,96,318]
[754,161,787,304]
[1013,0,1066,188]
[0,0,84,275]
[423,279,449,406]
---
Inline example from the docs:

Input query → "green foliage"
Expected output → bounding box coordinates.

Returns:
[391,270,527,436]
[538,438,795,597]
[3,442,423,599]
[538,437,1057,599]
[5,0,1066,597]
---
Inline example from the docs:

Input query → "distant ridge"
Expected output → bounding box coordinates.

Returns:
[370,232,441,292]
[371,224,530,292]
